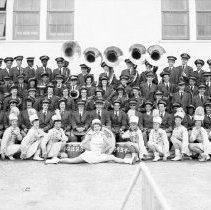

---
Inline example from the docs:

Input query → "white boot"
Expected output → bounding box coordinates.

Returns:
[152,152,160,162]
[172,149,182,161]
[45,157,60,164]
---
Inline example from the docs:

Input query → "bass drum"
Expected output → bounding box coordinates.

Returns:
[84,126,116,154]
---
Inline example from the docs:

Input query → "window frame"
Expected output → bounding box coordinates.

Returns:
[161,0,190,40]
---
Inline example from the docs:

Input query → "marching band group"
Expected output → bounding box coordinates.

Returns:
[1,42,211,165]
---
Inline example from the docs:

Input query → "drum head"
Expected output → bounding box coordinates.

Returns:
[84,126,116,154]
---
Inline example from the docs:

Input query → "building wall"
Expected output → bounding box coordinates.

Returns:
[1,0,211,76]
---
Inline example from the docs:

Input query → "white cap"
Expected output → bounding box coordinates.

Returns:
[194,115,204,121]
[153,116,162,124]
[9,113,18,121]
[29,114,39,123]
[129,116,139,124]
[174,108,185,119]
[52,114,62,122]
[92,119,102,125]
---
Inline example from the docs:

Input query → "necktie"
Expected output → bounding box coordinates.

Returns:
[44,112,46,121]
[180,92,183,99]
[166,83,169,90]
[59,68,61,75]
[201,96,204,103]
[191,86,193,91]
[182,66,185,69]
[97,110,101,119]
[80,112,82,121]
[115,111,118,118]
[149,84,151,90]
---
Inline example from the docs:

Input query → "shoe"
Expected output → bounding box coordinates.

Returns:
[45,157,60,164]
[162,156,167,161]
[33,156,44,161]
[124,158,133,164]
[152,156,160,162]
[171,156,182,161]
[8,156,15,160]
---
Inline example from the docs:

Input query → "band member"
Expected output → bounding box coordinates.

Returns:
[28,77,37,89]
[26,88,40,111]
[171,108,191,161]
[43,83,59,111]
[36,56,52,82]
[161,56,177,84]
[184,76,198,103]
[3,84,22,111]
[207,59,211,72]
[0,76,12,100]
[17,74,28,100]
[139,60,158,84]
[193,59,205,85]
[20,114,45,161]
[11,56,24,83]
[0,101,4,138]
[153,90,164,110]
[158,100,173,137]
[122,59,140,86]
[77,64,91,85]
[183,105,195,134]
[53,57,70,81]
[60,86,76,111]
[99,62,118,88]
[109,100,127,142]
[1,113,22,160]
[174,53,193,84]
[126,99,143,130]
[192,84,208,108]
[54,74,65,97]
[41,113,68,161]
[45,119,134,165]
[148,114,169,161]
[203,102,211,135]
[204,72,211,96]
[142,101,153,144]
[38,72,49,87]
[119,75,132,96]
[0,57,13,83]
[140,71,158,102]
[172,81,190,112]
[57,99,72,138]
[23,57,36,82]
[69,75,80,91]
[98,75,115,101]
[38,99,53,132]
[121,116,148,161]
[19,99,37,136]
[71,100,91,142]
[90,99,111,127]
[84,74,96,97]
[189,107,211,161]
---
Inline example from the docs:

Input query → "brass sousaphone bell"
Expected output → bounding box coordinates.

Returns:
[83,47,103,68]
[62,41,81,61]
[129,44,146,65]
[103,46,123,67]
[146,45,166,66]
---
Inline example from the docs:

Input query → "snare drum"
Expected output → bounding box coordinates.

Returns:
[65,142,85,158]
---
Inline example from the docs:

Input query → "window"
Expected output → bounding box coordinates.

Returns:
[47,0,74,40]
[161,0,189,40]
[196,0,211,40]
[13,0,40,40]
[0,0,6,39]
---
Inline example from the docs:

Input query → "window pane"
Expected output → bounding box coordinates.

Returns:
[162,0,188,11]
[0,12,5,36]
[14,0,40,11]
[197,12,211,25]
[13,12,39,39]
[163,12,188,25]
[196,0,211,11]
[0,0,6,9]
[197,11,211,39]
[48,0,74,11]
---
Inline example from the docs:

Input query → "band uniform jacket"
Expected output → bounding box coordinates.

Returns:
[23,66,36,81]
[86,85,96,97]
[3,96,22,111]
[182,114,195,131]
[77,73,87,86]
[0,68,12,83]
[184,85,199,104]
[172,91,190,112]
[71,110,91,131]
[139,70,158,85]
[140,82,157,102]
[38,110,53,132]
[100,86,114,100]
[193,70,205,85]
[203,114,211,130]
[19,109,33,130]
[10,66,25,83]
[159,112,173,131]
[0,111,5,131]
[0,83,10,100]
[121,68,140,87]
[174,65,193,84]
[192,94,209,108]
[158,82,177,98]
[142,111,153,129]
[126,110,143,129]
[52,67,70,82]
[205,82,211,96]
[109,110,127,132]
[44,95,59,111]
[161,67,177,84]
[61,96,76,111]
[98,72,119,88]
[36,66,52,82]
[4,110,21,129]
[60,110,72,131]
[54,84,66,97]
[90,109,111,127]
[17,83,28,100]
